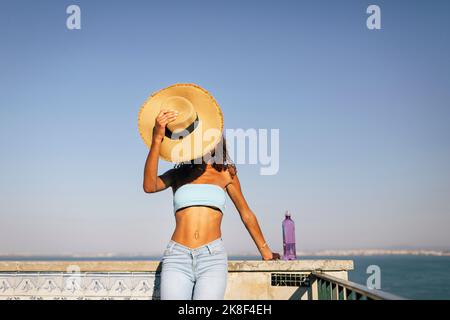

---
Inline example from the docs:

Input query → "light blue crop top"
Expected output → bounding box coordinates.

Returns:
[173,184,226,214]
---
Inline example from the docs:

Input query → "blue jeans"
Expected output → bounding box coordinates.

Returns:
[160,237,228,300]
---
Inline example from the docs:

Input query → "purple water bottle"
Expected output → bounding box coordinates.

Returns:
[282,210,296,260]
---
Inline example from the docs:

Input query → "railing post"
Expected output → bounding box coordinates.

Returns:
[342,286,347,300]
[310,275,319,300]
[332,283,339,300]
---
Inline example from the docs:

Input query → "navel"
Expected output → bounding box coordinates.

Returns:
[194,230,199,239]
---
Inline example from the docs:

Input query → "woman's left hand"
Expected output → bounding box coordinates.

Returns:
[262,252,281,261]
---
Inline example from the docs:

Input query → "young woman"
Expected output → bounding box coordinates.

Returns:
[140,84,280,300]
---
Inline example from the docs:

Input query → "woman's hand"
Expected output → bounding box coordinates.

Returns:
[261,250,281,261]
[153,109,178,142]
[143,109,178,194]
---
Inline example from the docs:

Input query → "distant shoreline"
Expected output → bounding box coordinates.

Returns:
[298,250,450,257]
[0,249,449,259]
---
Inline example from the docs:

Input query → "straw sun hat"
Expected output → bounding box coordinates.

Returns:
[138,83,224,163]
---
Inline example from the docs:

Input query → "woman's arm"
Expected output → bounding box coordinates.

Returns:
[226,172,280,260]
[143,109,178,193]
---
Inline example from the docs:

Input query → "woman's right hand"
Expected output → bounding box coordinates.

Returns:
[153,110,178,142]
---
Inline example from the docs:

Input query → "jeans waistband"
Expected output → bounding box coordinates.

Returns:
[167,237,224,254]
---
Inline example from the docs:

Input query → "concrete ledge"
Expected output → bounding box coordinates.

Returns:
[0,260,353,272]
[228,260,353,272]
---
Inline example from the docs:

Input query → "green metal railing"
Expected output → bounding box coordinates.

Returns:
[311,271,406,300]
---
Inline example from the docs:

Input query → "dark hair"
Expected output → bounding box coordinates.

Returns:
[173,135,236,187]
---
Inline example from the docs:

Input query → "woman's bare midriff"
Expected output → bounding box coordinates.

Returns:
[171,206,223,249]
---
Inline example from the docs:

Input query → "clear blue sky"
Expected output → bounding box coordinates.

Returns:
[1,0,449,255]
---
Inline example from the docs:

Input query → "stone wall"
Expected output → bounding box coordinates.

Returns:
[0,260,353,300]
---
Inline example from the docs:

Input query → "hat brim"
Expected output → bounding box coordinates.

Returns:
[138,83,224,163]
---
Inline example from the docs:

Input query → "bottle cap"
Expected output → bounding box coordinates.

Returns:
[285,210,291,217]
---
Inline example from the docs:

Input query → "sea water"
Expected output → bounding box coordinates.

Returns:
[235,254,450,299]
